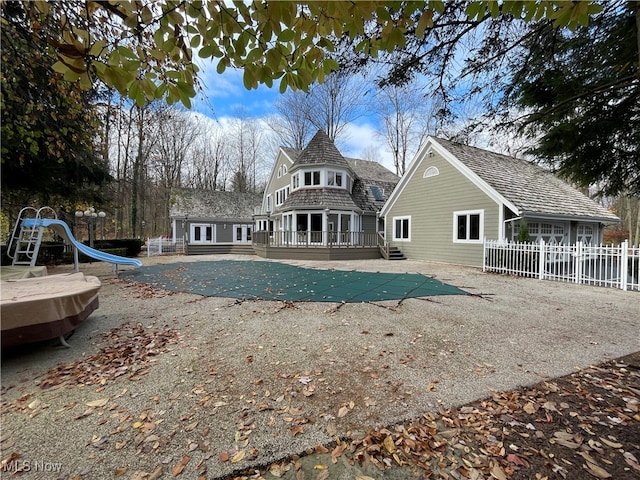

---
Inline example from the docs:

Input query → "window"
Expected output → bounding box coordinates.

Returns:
[453,210,483,243]
[277,166,282,178]
[266,194,272,213]
[292,173,299,189]
[393,216,411,241]
[275,186,289,206]
[327,170,343,187]
[304,170,321,186]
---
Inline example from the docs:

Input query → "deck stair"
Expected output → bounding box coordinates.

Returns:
[387,246,406,260]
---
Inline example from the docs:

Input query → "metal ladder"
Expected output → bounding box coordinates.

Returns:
[7,207,57,267]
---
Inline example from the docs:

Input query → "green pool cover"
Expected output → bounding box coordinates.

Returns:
[121,261,466,302]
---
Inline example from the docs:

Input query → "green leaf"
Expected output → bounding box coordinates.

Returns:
[52,61,68,74]
[465,2,485,21]
[243,68,255,90]
[89,40,107,57]
[176,82,193,108]
[416,9,434,37]
[216,59,226,74]
[124,13,138,29]
[278,29,295,42]
[141,5,153,24]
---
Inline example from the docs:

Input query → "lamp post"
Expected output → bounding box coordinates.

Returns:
[98,211,106,240]
[75,207,105,248]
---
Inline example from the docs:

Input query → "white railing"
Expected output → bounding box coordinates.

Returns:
[147,237,185,256]
[483,239,639,292]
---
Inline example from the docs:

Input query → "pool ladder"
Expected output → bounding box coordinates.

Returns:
[7,207,57,267]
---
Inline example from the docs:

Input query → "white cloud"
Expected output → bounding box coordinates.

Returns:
[341,122,395,172]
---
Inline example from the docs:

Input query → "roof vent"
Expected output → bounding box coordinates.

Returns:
[423,166,439,179]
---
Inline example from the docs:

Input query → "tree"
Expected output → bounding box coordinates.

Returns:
[17,1,600,107]
[272,90,315,150]
[377,83,439,175]
[502,1,639,196]
[1,1,110,209]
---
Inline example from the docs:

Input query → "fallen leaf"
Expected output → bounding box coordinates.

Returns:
[506,453,529,467]
[218,452,229,463]
[382,435,395,454]
[490,463,508,480]
[172,454,190,476]
[314,445,329,454]
[231,450,245,463]
[86,398,109,408]
[599,437,622,449]
[184,421,198,432]
[114,467,127,477]
[523,402,536,414]
[584,462,611,478]
[291,425,304,437]
[337,406,349,418]
[149,466,163,480]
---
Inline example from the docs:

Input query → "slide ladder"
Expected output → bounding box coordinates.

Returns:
[7,207,56,267]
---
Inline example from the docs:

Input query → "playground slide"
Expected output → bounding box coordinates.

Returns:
[22,218,143,268]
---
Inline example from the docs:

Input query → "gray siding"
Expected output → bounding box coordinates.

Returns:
[264,155,293,212]
[361,214,377,233]
[385,151,500,267]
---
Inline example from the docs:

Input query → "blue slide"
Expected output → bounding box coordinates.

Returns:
[22,218,142,268]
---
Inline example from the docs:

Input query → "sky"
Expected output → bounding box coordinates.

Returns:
[191,59,399,173]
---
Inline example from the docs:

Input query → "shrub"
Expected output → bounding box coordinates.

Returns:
[517,220,530,243]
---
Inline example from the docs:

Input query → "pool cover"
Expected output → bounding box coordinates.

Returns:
[121,261,466,303]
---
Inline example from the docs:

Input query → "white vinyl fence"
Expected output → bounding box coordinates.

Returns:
[484,239,639,292]
[146,237,185,256]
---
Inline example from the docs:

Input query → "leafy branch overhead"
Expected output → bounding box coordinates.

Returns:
[22,0,602,107]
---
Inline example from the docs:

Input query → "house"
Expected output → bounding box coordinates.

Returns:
[169,188,261,255]
[380,137,620,267]
[253,130,399,260]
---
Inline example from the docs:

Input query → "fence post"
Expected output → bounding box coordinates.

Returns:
[575,241,582,284]
[483,237,487,272]
[538,239,545,280]
[621,240,629,291]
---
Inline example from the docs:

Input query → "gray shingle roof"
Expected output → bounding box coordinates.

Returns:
[292,130,351,169]
[273,133,399,214]
[170,188,262,220]
[345,157,399,183]
[279,188,361,212]
[434,138,619,222]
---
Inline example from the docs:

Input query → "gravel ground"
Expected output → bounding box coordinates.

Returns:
[1,255,638,479]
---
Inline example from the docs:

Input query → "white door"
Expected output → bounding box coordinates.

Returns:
[233,225,252,243]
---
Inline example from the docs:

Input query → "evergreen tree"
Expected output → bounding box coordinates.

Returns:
[505,1,639,196]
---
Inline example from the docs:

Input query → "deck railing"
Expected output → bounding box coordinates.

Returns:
[483,239,639,291]
[253,230,379,248]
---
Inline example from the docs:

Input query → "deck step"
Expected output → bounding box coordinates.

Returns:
[387,247,406,260]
